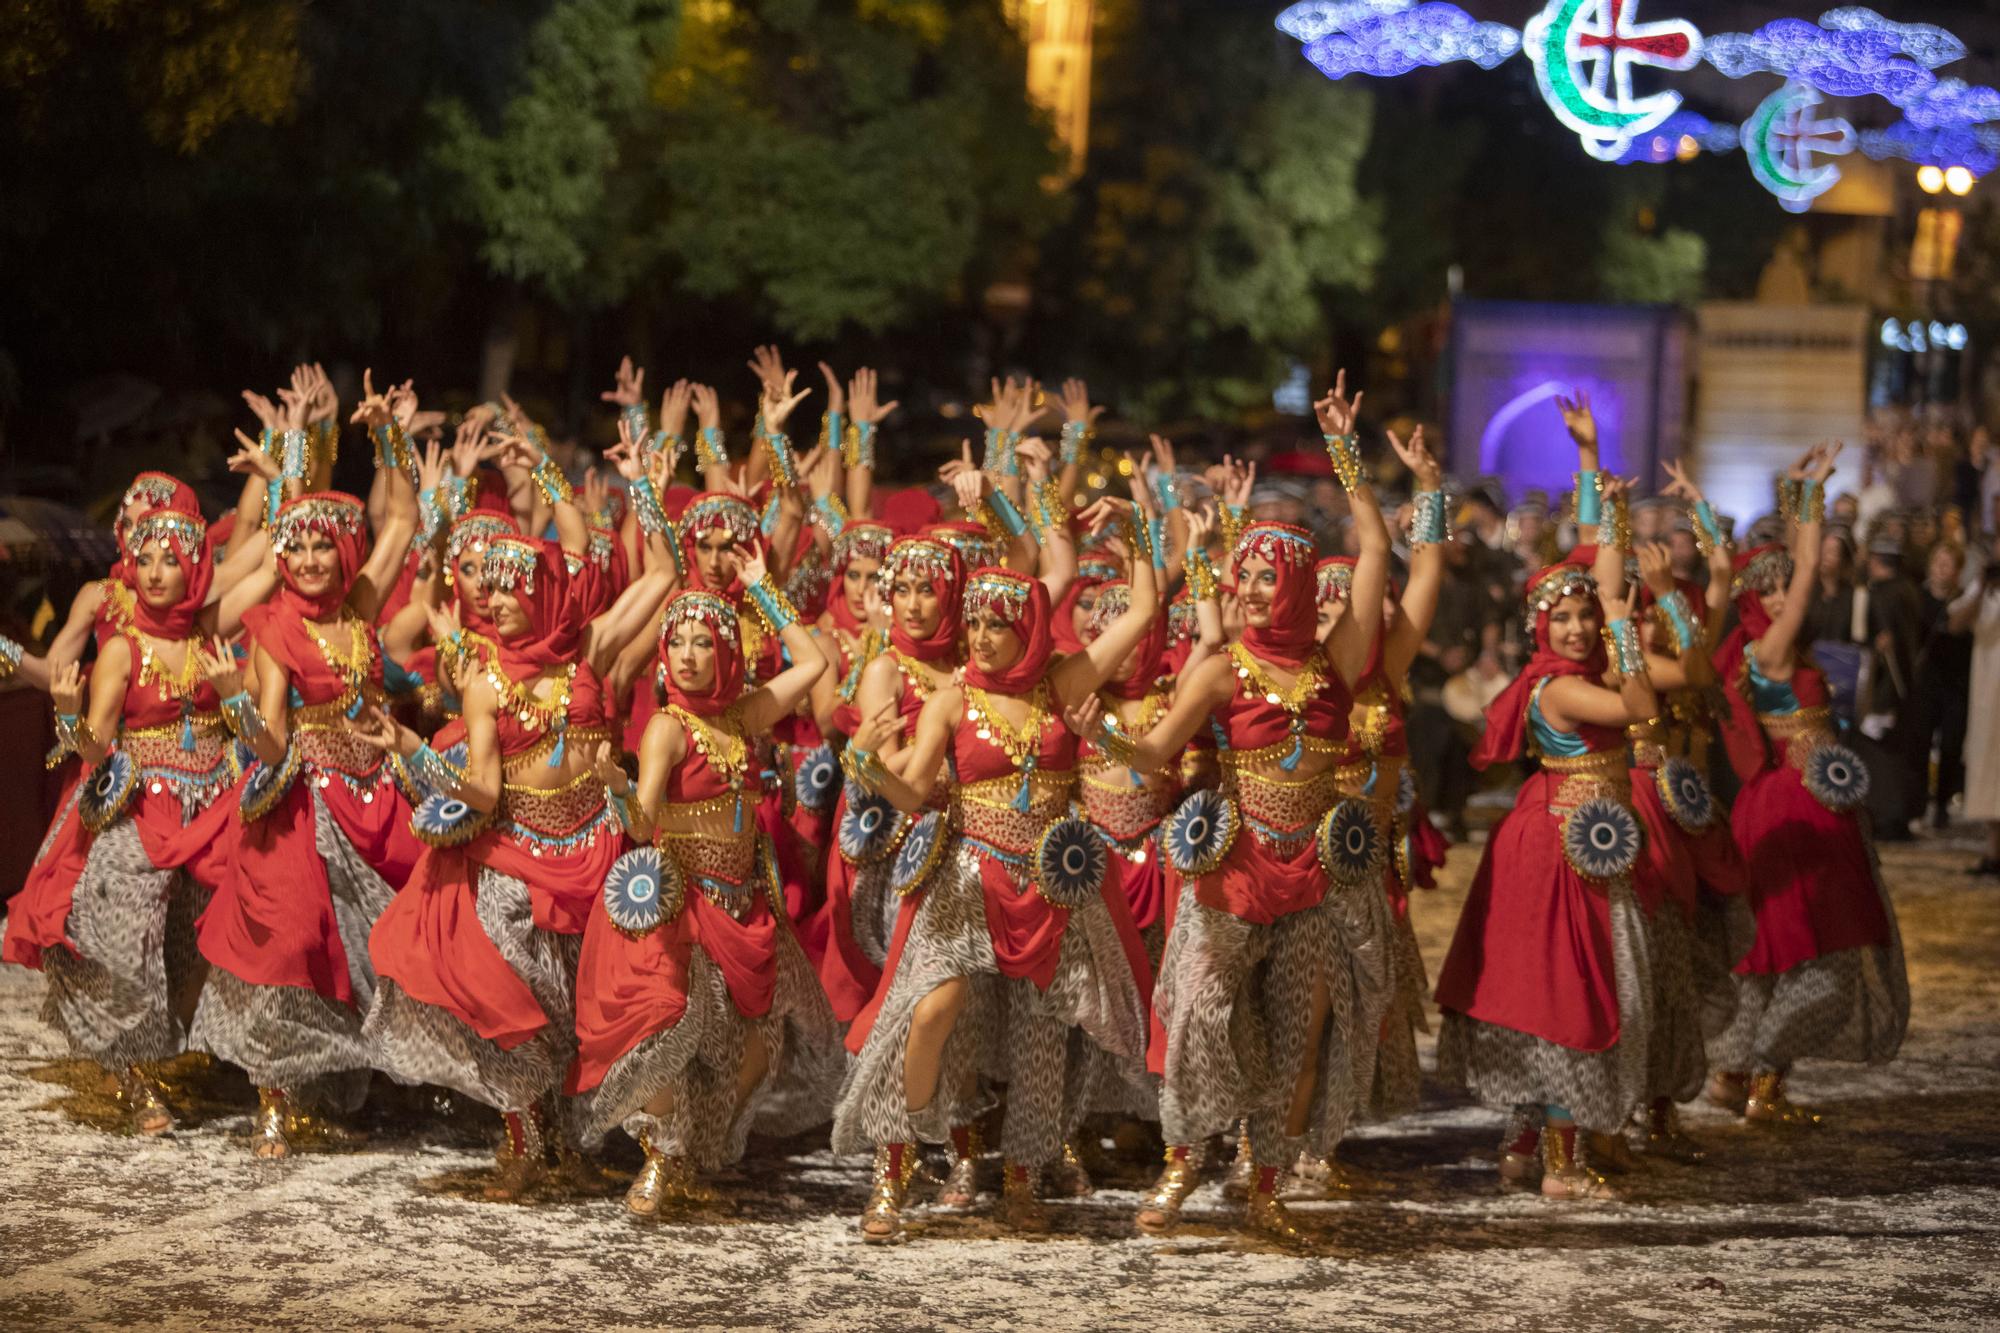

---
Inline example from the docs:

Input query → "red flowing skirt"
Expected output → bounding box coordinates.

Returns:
[1730,763,1889,975]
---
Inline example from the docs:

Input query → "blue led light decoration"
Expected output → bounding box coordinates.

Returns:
[1276,1,1997,205]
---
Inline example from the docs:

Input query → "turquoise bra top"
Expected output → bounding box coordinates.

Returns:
[1528,677,1590,758]
[1745,650,1799,716]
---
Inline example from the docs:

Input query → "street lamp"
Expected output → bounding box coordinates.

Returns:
[1945,165,1974,196]
[1917,164,1945,194]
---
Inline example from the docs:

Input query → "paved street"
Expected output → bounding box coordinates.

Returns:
[3,829,1997,1332]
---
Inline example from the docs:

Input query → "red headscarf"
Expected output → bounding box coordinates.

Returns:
[117,472,199,551]
[881,535,965,663]
[878,486,943,535]
[1088,579,1167,699]
[118,502,212,640]
[480,536,580,678]
[1471,560,1608,770]
[243,492,370,679]
[830,521,895,635]
[1231,521,1320,668]
[658,589,744,717]
[961,566,1053,694]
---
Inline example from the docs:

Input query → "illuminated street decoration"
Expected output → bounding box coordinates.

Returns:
[1301,3,1518,80]
[1275,1,1999,200]
[1523,0,1702,161]
[1743,82,1855,213]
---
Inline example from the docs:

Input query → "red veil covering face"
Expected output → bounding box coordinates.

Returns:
[961,566,1054,693]
[572,587,785,1091]
[1230,521,1320,668]
[3,498,235,971]
[828,521,895,636]
[816,536,965,1023]
[1435,560,1654,1054]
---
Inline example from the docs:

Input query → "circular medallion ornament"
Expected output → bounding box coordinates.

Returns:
[1803,742,1870,813]
[79,751,139,834]
[1317,798,1386,887]
[1656,757,1715,833]
[1162,788,1240,877]
[889,810,949,898]
[603,845,684,937]
[1562,796,1642,881]
[411,791,494,848]
[1036,815,1108,909]
[838,784,903,865]
[239,747,301,822]
[794,744,840,814]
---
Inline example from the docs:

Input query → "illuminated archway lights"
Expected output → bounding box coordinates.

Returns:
[1276,1,1997,207]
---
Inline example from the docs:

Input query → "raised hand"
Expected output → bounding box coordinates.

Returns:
[450,413,491,476]
[229,432,282,481]
[242,390,281,433]
[759,371,811,435]
[1636,542,1676,595]
[1078,495,1135,537]
[850,699,900,755]
[600,355,644,408]
[1386,424,1440,489]
[1807,439,1842,483]
[1056,377,1105,430]
[348,369,395,429]
[950,467,987,513]
[1018,436,1053,484]
[1314,369,1364,437]
[691,383,721,434]
[1660,458,1704,504]
[817,361,847,417]
[194,637,243,699]
[848,367,899,427]
[939,441,977,484]
[424,602,463,647]
[737,547,770,590]
[658,379,693,440]
[1599,583,1634,628]
[416,441,450,495]
[591,740,629,793]
[747,345,789,400]
[1554,387,1597,454]
[50,661,84,716]
[1219,454,1257,510]
[387,379,420,430]
[1062,691,1103,739]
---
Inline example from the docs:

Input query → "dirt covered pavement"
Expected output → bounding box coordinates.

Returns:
[3,829,1998,1331]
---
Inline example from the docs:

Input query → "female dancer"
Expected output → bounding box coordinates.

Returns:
[360,450,676,1198]
[1086,382,1395,1240]
[1432,460,1659,1200]
[1623,510,1751,1160]
[192,388,426,1154]
[834,509,1158,1242]
[816,535,967,1027]
[572,564,839,1214]
[4,485,271,1133]
[1310,427,1450,1129]
[1708,442,1908,1123]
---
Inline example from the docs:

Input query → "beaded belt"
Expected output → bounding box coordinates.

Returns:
[959,789,1071,854]
[122,722,235,800]
[659,830,768,919]
[1760,705,1835,770]
[1540,748,1632,814]
[503,771,609,837]
[294,725,390,794]
[1229,768,1338,853]
[1077,776,1172,846]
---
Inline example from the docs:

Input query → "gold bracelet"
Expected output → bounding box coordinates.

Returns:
[1323,433,1363,491]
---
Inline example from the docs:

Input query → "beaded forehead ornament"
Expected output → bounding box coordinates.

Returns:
[125,510,207,564]
[931,525,1001,570]
[1166,587,1195,644]
[881,536,957,590]
[1523,564,1599,635]
[448,513,516,563]
[121,473,181,516]
[681,495,760,547]
[1088,581,1133,633]
[964,568,1033,623]
[1732,546,1794,597]
[660,590,741,649]
[833,521,894,570]
[480,536,543,595]
[273,494,365,554]
[1317,561,1353,604]
[1231,520,1316,574]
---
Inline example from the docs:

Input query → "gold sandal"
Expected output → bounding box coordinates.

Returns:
[1540,1123,1619,1201]
[861,1142,914,1244]
[1135,1144,1204,1235]
[995,1160,1049,1232]
[117,1066,174,1137]
[485,1108,546,1202]
[1243,1164,1304,1243]
[1744,1072,1821,1127]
